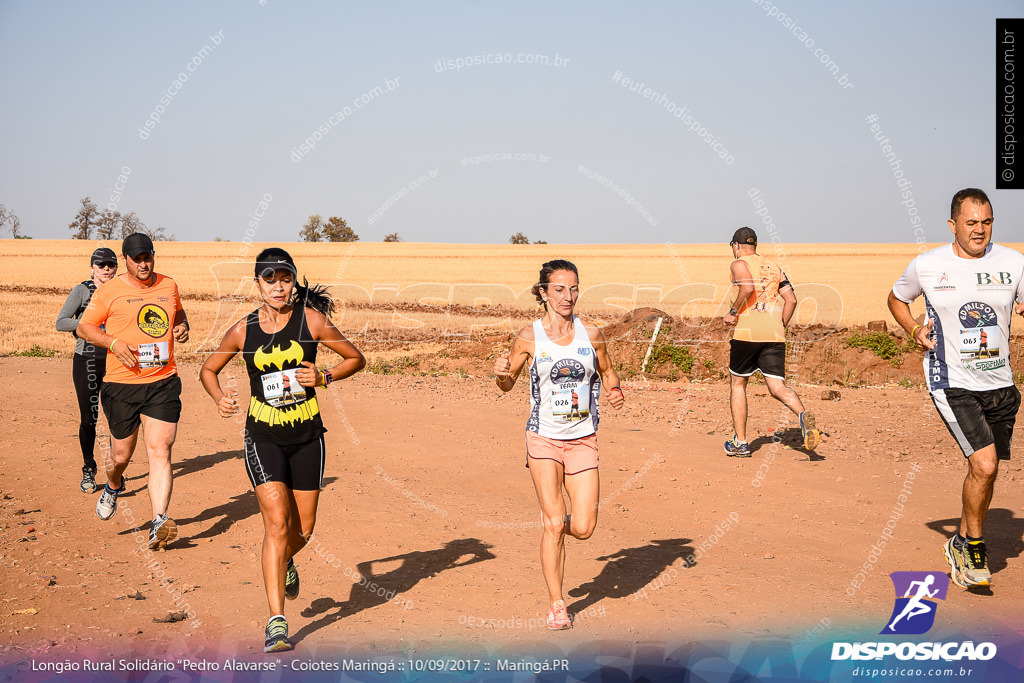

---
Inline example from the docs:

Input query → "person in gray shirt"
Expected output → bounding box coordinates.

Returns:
[55,247,118,493]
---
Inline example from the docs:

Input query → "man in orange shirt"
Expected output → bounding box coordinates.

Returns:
[722,227,819,457]
[78,233,190,550]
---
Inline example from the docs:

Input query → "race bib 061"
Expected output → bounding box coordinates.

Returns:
[261,368,307,407]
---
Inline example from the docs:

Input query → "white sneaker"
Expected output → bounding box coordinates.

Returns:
[95,479,124,520]
[148,515,178,550]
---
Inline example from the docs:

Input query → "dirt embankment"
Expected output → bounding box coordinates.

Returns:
[358,307,1024,389]
[12,283,1021,389]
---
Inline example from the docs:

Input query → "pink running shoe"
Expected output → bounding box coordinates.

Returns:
[547,599,572,631]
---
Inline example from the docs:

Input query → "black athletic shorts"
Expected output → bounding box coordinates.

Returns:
[729,340,786,380]
[243,435,325,491]
[100,375,182,440]
[930,385,1021,460]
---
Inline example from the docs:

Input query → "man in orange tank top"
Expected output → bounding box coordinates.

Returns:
[78,233,190,550]
[722,227,820,457]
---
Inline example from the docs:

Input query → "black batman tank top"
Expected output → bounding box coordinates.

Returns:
[243,303,325,445]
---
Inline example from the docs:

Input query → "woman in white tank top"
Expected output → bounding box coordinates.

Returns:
[493,259,625,630]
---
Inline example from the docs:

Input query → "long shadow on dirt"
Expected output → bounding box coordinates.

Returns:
[116,449,242,499]
[291,538,496,642]
[749,428,825,461]
[567,538,695,618]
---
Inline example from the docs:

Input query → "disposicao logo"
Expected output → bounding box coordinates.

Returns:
[881,571,947,635]
[831,571,997,663]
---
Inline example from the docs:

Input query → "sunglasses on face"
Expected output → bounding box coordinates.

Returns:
[94,262,117,269]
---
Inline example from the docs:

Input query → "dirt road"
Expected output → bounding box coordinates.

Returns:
[1,357,1022,664]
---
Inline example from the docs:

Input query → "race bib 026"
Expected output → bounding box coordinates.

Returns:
[551,386,589,424]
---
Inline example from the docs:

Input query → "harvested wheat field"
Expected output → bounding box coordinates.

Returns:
[4,239,1024,360]
[1,240,1024,680]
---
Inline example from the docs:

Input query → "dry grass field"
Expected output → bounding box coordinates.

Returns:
[2,239,1022,359]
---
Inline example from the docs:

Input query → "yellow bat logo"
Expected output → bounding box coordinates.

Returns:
[254,340,303,371]
[248,395,319,426]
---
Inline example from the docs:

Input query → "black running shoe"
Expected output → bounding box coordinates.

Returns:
[264,615,293,653]
[80,467,98,494]
[285,559,300,600]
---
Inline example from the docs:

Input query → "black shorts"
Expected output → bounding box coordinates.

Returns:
[930,386,1021,460]
[729,340,786,380]
[243,435,325,491]
[100,375,182,440]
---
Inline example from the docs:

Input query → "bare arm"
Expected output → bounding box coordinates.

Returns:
[172,306,190,343]
[494,325,534,392]
[779,284,797,328]
[294,309,366,388]
[78,320,137,368]
[887,290,933,350]
[200,319,245,417]
[724,259,754,325]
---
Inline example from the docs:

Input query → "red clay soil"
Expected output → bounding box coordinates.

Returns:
[1,353,1023,662]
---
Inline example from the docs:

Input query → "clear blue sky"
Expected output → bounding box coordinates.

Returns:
[1,1,1020,244]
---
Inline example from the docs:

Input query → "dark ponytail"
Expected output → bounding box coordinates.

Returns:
[254,247,335,318]
[294,278,335,318]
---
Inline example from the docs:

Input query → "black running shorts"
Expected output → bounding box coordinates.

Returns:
[930,385,1021,460]
[243,435,325,491]
[729,340,786,380]
[100,375,182,439]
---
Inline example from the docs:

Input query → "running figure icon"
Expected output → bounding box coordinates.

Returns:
[888,574,939,632]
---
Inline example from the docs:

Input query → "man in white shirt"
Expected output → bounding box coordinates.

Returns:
[887,188,1024,588]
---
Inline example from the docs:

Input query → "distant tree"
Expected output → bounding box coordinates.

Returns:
[533,239,547,244]
[322,216,359,242]
[96,209,121,240]
[214,236,228,242]
[145,225,175,241]
[300,214,326,242]
[69,197,100,239]
[0,204,23,238]
[96,210,164,240]
[509,232,530,244]
[383,232,401,242]
[119,211,147,238]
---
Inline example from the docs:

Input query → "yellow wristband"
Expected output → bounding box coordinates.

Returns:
[910,324,922,338]
[109,337,119,350]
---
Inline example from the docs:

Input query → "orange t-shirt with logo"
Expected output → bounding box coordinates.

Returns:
[79,273,182,384]
[731,253,788,342]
